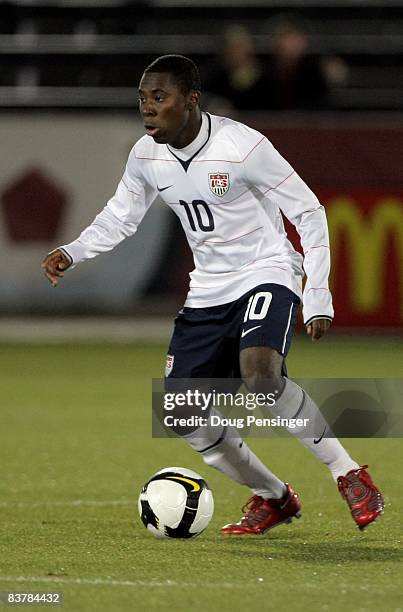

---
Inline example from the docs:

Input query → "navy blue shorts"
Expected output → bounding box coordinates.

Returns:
[165,283,300,379]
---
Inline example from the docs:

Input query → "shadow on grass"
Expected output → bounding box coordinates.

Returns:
[217,538,403,564]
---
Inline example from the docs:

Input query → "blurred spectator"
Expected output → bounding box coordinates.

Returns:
[205,25,269,113]
[265,15,347,111]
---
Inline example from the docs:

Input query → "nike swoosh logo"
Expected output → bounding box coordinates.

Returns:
[157,185,173,192]
[241,325,262,338]
[313,427,327,444]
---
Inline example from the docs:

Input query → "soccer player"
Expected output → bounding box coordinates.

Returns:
[42,55,384,534]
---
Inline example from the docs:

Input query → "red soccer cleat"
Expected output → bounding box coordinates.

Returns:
[337,465,384,530]
[221,484,301,535]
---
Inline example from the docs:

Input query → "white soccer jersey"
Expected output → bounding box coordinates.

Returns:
[61,112,334,324]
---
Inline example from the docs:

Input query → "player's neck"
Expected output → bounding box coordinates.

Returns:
[169,109,203,149]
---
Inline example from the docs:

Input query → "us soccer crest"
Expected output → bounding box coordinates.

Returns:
[165,354,174,377]
[209,173,230,197]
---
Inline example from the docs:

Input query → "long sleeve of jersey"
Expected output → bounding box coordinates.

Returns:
[60,150,155,265]
[244,137,334,324]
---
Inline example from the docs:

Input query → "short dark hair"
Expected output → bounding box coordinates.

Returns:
[143,55,201,95]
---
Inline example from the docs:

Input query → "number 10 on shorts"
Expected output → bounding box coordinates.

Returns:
[244,291,272,322]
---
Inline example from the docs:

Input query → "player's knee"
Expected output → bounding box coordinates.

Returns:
[240,346,283,394]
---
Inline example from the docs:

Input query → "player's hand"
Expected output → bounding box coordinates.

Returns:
[306,318,331,341]
[41,249,71,287]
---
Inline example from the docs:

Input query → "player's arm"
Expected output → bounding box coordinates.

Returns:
[244,137,334,338]
[42,150,155,287]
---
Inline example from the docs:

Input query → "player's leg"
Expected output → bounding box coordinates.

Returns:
[240,346,384,529]
[240,346,360,481]
[221,344,303,534]
[164,305,286,501]
[236,283,384,530]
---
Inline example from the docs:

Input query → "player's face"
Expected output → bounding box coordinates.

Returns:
[138,72,200,148]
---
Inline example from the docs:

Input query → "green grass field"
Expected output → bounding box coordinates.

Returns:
[1,335,402,612]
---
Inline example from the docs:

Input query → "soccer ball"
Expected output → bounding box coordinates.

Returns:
[138,467,214,538]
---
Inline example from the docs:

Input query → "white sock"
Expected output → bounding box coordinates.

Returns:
[183,410,286,499]
[269,378,359,480]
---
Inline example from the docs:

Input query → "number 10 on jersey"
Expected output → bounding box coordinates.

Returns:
[179,200,215,232]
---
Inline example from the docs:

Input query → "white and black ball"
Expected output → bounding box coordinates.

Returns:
[138,467,214,538]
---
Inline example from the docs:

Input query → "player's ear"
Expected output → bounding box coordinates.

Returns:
[188,90,200,110]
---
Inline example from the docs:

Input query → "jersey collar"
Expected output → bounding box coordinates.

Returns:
[166,113,212,173]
